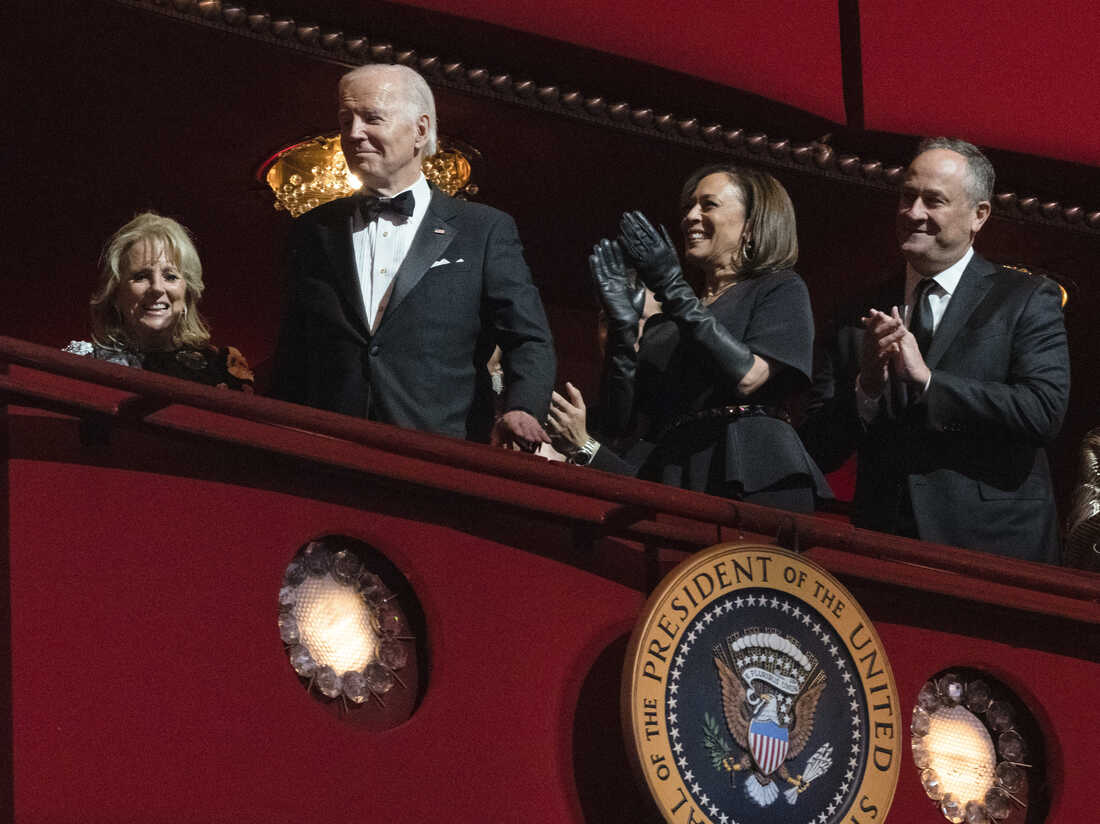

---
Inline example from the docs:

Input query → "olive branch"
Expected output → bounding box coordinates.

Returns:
[702,712,735,770]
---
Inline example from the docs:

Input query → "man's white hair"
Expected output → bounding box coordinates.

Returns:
[340,64,438,156]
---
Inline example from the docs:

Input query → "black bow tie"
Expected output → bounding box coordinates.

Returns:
[359,190,415,222]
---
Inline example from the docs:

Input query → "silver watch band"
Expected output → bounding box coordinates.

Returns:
[569,436,601,466]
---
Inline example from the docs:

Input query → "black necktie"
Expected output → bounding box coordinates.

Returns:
[909,277,936,356]
[359,190,415,222]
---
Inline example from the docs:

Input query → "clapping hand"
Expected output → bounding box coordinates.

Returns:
[858,308,902,396]
[885,306,931,387]
[619,211,756,388]
[857,306,929,394]
[589,238,645,335]
[547,382,590,453]
[617,211,682,297]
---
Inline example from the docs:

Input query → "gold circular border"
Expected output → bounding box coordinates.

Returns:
[621,542,901,823]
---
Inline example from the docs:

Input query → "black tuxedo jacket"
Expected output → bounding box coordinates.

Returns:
[271,186,555,441]
[801,253,1070,562]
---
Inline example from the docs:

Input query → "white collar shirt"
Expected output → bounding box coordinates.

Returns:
[903,245,974,333]
[351,174,432,334]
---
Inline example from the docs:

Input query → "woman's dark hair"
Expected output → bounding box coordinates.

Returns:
[679,164,799,275]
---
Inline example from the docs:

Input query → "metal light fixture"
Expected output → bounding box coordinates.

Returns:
[911,672,1031,823]
[261,133,480,217]
[278,539,413,707]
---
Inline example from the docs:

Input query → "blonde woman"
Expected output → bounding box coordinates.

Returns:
[65,212,253,391]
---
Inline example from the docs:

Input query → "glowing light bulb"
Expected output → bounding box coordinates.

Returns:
[923,705,997,805]
[292,574,378,675]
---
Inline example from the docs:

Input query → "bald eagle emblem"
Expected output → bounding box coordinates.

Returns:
[703,630,834,807]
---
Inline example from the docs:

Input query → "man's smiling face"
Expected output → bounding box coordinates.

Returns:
[338,68,428,195]
[896,148,990,275]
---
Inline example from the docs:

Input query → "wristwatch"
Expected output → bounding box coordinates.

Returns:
[568,436,602,466]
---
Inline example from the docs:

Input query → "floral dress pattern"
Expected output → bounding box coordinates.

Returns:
[64,341,254,391]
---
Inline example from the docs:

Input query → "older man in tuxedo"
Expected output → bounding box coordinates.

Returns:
[802,138,1069,562]
[272,64,555,447]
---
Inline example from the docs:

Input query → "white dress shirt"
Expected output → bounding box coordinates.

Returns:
[351,174,431,333]
[857,246,975,420]
[902,245,973,334]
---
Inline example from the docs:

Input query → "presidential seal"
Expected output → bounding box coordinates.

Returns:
[622,543,900,824]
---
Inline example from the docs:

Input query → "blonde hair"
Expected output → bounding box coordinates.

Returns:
[91,212,211,350]
[679,165,799,276]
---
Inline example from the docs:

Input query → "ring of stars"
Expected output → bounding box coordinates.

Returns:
[665,593,865,824]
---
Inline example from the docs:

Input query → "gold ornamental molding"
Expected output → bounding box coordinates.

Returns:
[105,0,1100,236]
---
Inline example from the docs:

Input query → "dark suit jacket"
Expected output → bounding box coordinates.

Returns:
[801,253,1070,562]
[271,186,555,441]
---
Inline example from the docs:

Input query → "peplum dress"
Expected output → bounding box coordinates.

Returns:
[593,268,830,512]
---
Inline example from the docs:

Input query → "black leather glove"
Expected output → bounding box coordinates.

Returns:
[588,238,643,434]
[617,211,682,296]
[618,211,756,389]
[589,238,644,345]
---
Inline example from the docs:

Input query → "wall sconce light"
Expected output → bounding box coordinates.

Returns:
[279,539,414,708]
[911,671,1035,823]
[260,134,480,217]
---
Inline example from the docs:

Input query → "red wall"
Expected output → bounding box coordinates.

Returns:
[6,408,1099,821]
[9,444,642,821]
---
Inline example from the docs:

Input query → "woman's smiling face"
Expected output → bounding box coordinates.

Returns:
[114,238,188,349]
[681,172,749,274]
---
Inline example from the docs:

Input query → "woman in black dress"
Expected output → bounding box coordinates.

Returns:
[65,212,253,391]
[552,165,828,512]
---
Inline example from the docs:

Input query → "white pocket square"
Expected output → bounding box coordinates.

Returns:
[430,257,463,268]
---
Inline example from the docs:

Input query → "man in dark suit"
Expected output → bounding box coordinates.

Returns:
[272,64,555,446]
[802,138,1069,562]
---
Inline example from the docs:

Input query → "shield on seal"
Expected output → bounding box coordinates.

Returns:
[748,719,789,776]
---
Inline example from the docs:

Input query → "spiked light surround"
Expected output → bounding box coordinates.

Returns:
[911,672,1030,823]
[278,540,412,707]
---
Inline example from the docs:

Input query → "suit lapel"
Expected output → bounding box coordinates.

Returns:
[320,198,372,338]
[925,253,996,368]
[379,186,458,324]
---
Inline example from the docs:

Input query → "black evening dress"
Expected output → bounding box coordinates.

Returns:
[593,269,830,512]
